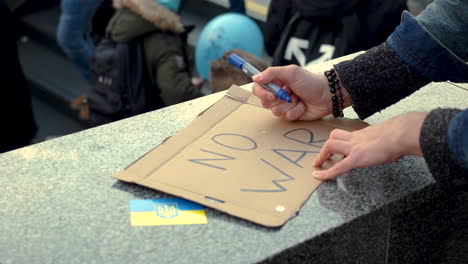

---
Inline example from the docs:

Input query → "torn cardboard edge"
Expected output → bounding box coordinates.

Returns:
[114,85,369,227]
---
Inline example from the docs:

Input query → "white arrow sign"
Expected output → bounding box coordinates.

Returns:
[307,44,335,66]
[284,37,336,67]
[284,37,309,67]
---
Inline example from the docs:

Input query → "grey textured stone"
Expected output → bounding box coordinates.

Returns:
[387,187,468,264]
[1,81,467,263]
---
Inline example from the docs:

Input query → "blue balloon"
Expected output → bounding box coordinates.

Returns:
[195,13,264,80]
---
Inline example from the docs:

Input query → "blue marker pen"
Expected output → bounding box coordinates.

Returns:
[227,53,293,103]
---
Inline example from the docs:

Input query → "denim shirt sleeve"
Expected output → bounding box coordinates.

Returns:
[420,109,468,191]
[417,0,468,61]
[387,11,468,83]
[448,110,468,171]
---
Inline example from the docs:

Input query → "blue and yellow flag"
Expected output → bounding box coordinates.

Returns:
[129,198,207,226]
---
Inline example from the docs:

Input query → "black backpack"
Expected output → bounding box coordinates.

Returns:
[87,35,164,126]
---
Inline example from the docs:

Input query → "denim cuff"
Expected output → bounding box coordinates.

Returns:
[448,110,468,171]
[420,108,467,191]
[387,11,468,83]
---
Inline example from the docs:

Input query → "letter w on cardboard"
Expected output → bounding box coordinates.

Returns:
[114,85,368,227]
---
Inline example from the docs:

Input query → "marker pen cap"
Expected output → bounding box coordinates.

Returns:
[227,53,245,69]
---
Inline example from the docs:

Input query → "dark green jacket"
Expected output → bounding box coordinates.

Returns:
[106,3,202,106]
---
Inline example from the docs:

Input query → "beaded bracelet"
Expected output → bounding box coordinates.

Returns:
[324,69,344,117]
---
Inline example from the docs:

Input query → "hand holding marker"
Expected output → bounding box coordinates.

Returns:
[227,53,293,103]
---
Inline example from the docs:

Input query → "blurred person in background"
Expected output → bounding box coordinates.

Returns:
[264,0,407,67]
[106,0,203,106]
[0,0,37,153]
[56,0,111,120]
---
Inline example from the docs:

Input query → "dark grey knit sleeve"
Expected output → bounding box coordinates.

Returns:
[420,108,467,191]
[334,42,430,119]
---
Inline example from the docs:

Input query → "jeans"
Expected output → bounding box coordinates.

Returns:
[229,0,245,14]
[57,0,104,83]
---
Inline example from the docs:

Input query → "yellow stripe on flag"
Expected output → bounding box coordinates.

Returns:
[130,210,208,226]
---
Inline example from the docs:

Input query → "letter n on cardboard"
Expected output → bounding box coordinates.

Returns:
[114,85,368,227]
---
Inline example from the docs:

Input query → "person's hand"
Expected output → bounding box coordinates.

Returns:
[252,65,351,121]
[312,112,428,180]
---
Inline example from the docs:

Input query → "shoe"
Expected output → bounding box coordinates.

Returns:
[78,104,90,121]
[70,95,87,110]
[70,95,90,121]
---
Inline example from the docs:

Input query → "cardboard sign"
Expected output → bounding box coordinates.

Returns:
[114,86,368,227]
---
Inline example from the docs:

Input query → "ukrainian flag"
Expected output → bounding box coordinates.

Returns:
[129,198,208,226]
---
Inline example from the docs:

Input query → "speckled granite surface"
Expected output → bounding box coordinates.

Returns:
[1,77,467,263]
